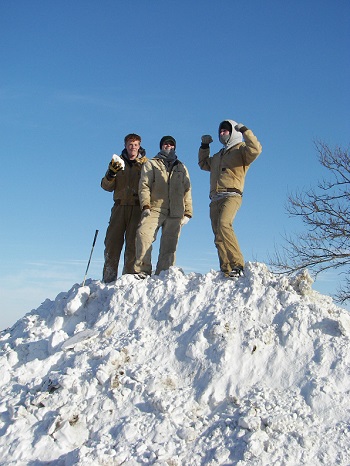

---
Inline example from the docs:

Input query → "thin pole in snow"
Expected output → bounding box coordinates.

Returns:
[82,229,99,287]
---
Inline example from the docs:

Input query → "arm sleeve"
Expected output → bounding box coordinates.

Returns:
[198,147,212,172]
[101,172,116,192]
[183,165,193,218]
[138,162,153,209]
[241,129,262,165]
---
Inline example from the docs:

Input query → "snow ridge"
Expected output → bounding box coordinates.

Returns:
[0,262,349,465]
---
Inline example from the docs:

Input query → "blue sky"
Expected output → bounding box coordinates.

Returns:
[1,0,349,329]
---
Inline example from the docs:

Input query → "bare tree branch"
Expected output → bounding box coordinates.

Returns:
[270,142,350,304]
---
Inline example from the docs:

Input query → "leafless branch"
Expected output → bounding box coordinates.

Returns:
[270,142,350,304]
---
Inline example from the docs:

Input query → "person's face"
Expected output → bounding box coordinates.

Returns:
[162,141,175,151]
[219,129,230,137]
[125,139,141,159]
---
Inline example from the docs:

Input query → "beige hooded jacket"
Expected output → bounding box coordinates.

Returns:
[198,120,262,198]
[139,157,193,218]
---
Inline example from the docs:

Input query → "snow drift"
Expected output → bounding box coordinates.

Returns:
[0,262,350,465]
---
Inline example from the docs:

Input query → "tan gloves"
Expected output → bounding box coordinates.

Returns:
[107,160,123,178]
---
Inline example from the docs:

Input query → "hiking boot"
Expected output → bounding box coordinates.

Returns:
[228,266,244,278]
[134,272,149,280]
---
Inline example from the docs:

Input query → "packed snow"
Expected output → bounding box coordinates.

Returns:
[0,262,350,465]
[111,154,125,170]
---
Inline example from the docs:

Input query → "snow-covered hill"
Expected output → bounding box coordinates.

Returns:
[1,262,350,465]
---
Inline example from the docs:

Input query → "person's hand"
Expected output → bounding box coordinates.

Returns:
[201,135,213,145]
[107,160,123,177]
[180,216,190,226]
[141,208,151,218]
[234,123,248,133]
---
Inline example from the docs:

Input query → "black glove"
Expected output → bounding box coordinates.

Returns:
[234,123,248,133]
[201,135,213,149]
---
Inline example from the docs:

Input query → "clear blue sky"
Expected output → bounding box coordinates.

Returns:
[1,0,349,329]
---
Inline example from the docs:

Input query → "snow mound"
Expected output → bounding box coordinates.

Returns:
[0,262,349,465]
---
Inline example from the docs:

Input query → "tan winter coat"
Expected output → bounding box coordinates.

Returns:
[139,158,193,218]
[101,152,148,205]
[198,129,262,198]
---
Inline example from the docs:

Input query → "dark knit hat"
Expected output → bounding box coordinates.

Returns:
[160,135,176,149]
[219,121,232,133]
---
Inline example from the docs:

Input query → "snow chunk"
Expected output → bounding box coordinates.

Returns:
[291,269,314,296]
[61,328,99,350]
[112,153,125,170]
[64,285,90,315]
[52,415,89,448]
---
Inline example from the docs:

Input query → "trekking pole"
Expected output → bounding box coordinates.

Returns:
[82,229,99,287]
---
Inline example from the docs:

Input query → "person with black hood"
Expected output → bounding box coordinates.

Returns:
[101,133,147,282]
[134,136,193,278]
[198,120,262,278]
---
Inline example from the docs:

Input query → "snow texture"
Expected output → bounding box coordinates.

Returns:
[112,154,125,170]
[0,262,349,465]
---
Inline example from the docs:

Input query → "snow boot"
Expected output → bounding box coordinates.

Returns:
[227,266,244,278]
[134,272,149,280]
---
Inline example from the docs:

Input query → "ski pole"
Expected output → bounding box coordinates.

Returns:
[82,229,99,287]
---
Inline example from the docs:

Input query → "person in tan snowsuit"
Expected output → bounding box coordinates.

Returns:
[199,120,262,278]
[134,136,192,278]
[101,133,147,282]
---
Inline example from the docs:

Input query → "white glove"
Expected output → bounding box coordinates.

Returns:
[141,208,151,218]
[181,216,190,226]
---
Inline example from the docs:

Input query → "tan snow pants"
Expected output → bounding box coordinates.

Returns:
[103,203,142,282]
[134,210,182,275]
[210,195,244,274]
